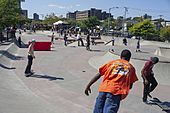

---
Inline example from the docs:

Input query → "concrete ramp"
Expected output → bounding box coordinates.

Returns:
[89,51,170,85]
[0,43,19,69]
[155,47,170,59]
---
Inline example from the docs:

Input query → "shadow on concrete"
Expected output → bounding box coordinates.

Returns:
[15,41,28,48]
[0,63,16,70]
[90,49,105,52]
[136,51,149,54]
[69,46,76,48]
[0,50,25,60]
[148,98,170,113]
[0,42,11,45]
[30,74,64,81]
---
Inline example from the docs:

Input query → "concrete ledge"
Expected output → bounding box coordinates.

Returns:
[0,43,18,69]
[155,47,170,59]
[28,41,51,51]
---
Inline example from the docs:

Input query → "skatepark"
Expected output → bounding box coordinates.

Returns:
[0,31,170,113]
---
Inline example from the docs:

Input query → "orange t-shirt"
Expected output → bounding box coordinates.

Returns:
[99,59,138,100]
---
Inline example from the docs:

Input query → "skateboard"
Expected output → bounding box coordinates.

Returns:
[149,98,170,111]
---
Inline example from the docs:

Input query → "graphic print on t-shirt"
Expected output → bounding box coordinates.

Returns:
[111,62,130,76]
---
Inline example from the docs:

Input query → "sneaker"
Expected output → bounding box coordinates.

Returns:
[143,99,149,104]
[25,73,31,77]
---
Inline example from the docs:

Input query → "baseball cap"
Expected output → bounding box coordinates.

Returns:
[151,57,159,64]
[31,39,36,42]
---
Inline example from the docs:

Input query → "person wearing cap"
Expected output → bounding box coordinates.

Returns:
[24,39,36,77]
[84,49,138,113]
[141,57,159,103]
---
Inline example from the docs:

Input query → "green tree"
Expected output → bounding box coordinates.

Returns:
[85,16,101,29]
[77,20,87,30]
[0,0,21,28]
[76,16,100,30]
[101,19,108,29]
[66,19,77,26]
[43,14,59,25]
[160,26,170,41]
[129,19,158,40]
[132,16,143,23]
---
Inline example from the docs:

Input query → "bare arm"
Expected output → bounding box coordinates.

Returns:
[84,73,102,96]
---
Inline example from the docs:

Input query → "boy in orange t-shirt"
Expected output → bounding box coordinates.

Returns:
[85,49,138,113]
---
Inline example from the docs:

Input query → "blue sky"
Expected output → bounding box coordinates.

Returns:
[21,0,170,20]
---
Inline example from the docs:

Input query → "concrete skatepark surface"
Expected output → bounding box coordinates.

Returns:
[0,31,170,113]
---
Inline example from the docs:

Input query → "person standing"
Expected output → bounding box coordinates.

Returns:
[86,33,90,50]
[85,49,138,113]
[112,36,115,46]
[123,38,127,46]
[64,31,68,46]
[0,31,3,43]
[77,32,84,46]
[51,32,55,44]
[141,57,159,103]
[18,30,22,47]
[24,39,36,77]
[10,27,16,39]
[136,38,140,52]
[6,27,10,41]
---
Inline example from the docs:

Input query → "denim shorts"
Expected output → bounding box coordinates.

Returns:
[93,92,121,113]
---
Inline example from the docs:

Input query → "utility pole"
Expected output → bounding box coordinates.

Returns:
[107,8,111,35]
[107,7,119,36]
[123,7,128,37]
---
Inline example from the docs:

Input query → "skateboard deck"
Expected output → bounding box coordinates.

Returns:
[149,98,170,111]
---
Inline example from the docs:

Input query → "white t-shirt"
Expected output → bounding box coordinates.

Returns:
[76,34,80,40]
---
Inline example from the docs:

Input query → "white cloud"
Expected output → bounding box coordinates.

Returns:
[48,4,66,9]
[48,4,80,9]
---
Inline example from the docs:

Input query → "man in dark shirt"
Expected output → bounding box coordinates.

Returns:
[141,57,159,103]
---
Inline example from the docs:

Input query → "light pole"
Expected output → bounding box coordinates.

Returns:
[107,7,119,35]
[122,7,128,37]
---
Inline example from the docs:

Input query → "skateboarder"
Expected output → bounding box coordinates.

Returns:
[141,57,159,103]
[24,39,36,77]
[85,49,138,113]
[136,38,140,52]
